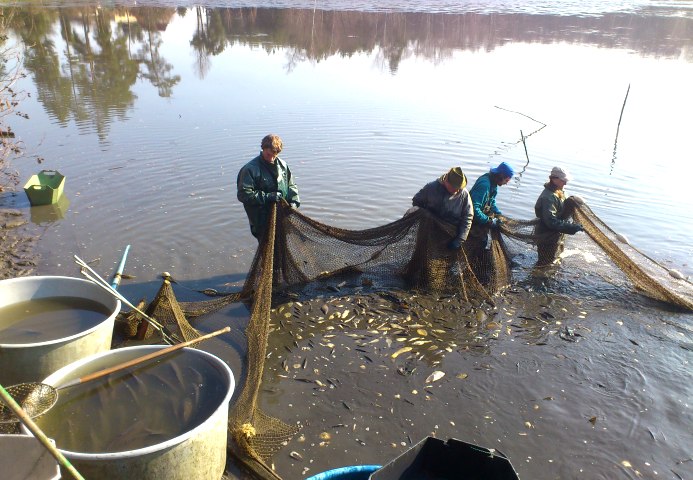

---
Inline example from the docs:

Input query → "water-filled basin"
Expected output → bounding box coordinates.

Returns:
[0,276,120,386]
[29,345,235,480]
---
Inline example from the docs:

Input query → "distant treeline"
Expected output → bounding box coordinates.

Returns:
[1,5,689,137]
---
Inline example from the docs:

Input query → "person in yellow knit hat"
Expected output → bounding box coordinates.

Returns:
[412,166,473,250]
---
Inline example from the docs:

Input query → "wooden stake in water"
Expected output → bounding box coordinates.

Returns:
[0,383,85,480]
[520,129,530,166]
[612,83,631,171]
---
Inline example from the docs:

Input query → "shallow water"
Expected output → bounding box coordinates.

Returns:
[1,1,692,479]
[1,1,691,296]
[263,289,692,480]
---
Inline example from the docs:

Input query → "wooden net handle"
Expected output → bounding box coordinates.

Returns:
[60,326,231,389]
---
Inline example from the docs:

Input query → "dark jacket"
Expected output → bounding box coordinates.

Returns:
[469,172,501,225]
[534,183,576,234]
[237,154,300,238]
[412,180,473,241]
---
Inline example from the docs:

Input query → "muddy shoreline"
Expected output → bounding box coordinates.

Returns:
[3,208,692,480]
[0,206,38,280]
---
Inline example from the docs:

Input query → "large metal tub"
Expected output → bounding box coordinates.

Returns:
[0,276,120,386]
[31,345,235,480]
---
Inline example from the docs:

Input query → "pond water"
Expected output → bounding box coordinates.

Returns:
[2,1,692,295]
[1,1,692,479]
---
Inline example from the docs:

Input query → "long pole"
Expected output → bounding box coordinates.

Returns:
[0,383,85,480]
[58,326,230,389]
[614,83,631,144]
[612,84,631,171]
[111,244,131,290]
[75,255,179,345]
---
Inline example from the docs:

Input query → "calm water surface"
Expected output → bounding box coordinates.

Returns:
[1,1,692,479]
[0,296,110,343]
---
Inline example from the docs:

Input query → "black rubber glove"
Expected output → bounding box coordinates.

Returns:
[566,223,584,234]
[448,237,463,250]
[489,217,502,229]
[267,191,282,203]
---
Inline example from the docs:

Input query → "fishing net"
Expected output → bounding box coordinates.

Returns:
[117,198,692,479]
[572,203,693,308]
[497,198,693,310]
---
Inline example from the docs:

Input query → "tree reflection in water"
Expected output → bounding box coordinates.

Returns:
[3,5,691,140]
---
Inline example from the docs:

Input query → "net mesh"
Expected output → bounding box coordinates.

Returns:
[0,383,57,434]
[106,198,693,478]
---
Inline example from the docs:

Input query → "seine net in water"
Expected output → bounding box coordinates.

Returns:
[122,199,692,480]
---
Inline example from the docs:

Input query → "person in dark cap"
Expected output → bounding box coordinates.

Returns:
[412,166,473,250]
[534,166,584,266]
[466,161,515,283]
[237,134,300,241]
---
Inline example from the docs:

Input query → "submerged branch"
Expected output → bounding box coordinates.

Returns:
[611,83,630,173]
[494,105,547,138]
[514,129,532,184]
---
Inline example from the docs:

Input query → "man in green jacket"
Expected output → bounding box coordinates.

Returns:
[237,134,300,240]
[534,166,583,266]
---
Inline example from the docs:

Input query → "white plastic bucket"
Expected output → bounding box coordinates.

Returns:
[0,434,60,480]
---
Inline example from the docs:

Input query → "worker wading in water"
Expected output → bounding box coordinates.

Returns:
[411,166,474,251]
[534,166,584,267]
[237,134,300,242]
[466,162,514,284]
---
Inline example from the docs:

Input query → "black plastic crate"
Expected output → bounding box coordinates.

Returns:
[369,437,520,480]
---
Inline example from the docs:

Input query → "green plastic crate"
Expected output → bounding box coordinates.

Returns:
[23,170,65,206]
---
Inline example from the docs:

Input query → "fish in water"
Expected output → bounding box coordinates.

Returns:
[668,269,685,280]
[615,233,629,245]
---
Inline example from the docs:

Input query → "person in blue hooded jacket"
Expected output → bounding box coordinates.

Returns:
[237,134,300,240]
[470,161,514,227]
[466,162,514,284]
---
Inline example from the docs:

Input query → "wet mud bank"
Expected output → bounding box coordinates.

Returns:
[0,207,37,279]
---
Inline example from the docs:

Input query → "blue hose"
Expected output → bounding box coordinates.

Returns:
[305,464,381,480]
